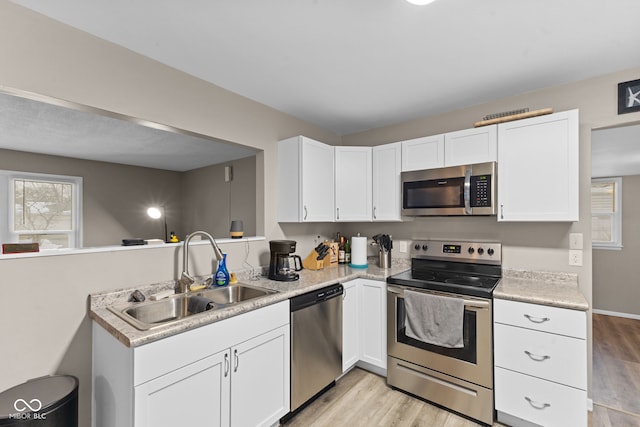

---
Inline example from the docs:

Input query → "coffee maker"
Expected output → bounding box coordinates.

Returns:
[268,240,302,281]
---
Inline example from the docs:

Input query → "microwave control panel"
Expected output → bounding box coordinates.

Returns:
[470,175,491,207]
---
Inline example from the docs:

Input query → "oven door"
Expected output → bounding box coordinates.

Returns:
[386,284,493,388]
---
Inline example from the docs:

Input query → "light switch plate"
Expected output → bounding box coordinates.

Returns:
[399,241,408,253]
[570,233,583,250]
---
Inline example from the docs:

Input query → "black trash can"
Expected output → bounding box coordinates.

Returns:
[0,375,78,427]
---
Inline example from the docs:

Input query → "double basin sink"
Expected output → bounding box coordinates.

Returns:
[108,284,277,330]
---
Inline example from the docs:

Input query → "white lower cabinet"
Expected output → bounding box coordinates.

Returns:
[342,280,360,372]
[342,279,386,375]
[494,298,587,427]
[230,327,290,427]
[135,350,230,427]
[93,300,290,427]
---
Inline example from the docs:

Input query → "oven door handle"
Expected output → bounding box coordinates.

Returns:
[464,166,472,215]
[387,285,490,309]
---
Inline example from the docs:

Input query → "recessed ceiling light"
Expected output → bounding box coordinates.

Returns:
[406,0,437,5]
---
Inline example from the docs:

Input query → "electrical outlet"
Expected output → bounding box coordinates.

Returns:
[399,241,408,253]
[569,249,583,266]
[570,233,583,250]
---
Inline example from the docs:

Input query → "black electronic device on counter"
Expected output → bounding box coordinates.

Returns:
[122,238,146,246]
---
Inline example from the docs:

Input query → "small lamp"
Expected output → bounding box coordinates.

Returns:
[147,206,168,243]
[230,220,244,239]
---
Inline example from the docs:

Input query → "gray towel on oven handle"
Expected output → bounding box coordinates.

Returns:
[404,289,464,348]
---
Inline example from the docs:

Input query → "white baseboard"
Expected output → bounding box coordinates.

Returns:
[592,309,640,320]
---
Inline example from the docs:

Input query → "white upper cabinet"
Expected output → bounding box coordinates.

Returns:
[335,146,372,221]
[497,110,579,222]
[401,134,445,171]
[278,136,335,222]
[444,125,497,166]
[372,142,402,221]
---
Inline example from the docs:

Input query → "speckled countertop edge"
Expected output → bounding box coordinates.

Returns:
[90,258,411,348]
[494,268,589,311]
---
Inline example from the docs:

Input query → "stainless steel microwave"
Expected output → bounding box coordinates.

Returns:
[401,161,496,216]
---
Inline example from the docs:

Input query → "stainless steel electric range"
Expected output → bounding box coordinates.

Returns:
[386,239,502,426]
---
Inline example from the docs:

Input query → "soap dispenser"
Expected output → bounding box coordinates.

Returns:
[214,253,230,287]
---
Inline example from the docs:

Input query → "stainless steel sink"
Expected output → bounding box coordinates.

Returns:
[108,294,203,330]
[196,284,276,305]
[107,284,277,330]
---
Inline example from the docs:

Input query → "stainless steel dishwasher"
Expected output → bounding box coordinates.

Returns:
[289,283,343,415]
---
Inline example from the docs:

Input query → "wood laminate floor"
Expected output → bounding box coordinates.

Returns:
[283,368,503,427]
[283,313,640,427]
[592,313,640,427]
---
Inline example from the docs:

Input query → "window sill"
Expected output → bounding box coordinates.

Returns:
[0,236,266,259]
[593,244,623,251]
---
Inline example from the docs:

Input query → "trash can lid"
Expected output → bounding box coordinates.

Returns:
[0,375,78,418]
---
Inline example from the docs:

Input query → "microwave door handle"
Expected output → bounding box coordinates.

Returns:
[464,167,472,215]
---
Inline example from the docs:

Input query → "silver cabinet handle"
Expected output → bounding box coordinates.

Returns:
[500,204,504,220]
[336,207,340,220]
[224,352,230,377]
[373,206,377,219]
[524,350,551,362]
[303,205,308,220]
[234,349,239,372]
[525,396,551,410]
[524,314,551,324]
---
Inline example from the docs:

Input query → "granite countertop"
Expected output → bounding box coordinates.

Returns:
[494,268,589,311]
[90,258,410,348]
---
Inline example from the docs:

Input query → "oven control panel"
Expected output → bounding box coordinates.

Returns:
[411,240,501,264]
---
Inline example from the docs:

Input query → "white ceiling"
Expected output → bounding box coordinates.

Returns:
[11,0,640,135]
[0,91,258,172]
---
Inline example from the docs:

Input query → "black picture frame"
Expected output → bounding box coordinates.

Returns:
[618,78,640,114]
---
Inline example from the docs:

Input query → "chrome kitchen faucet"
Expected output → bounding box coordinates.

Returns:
[178,231,224,293]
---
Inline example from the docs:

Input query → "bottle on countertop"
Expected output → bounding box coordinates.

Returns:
[338,233,346,264]
[214,253,230,287]
[344,237,351,265]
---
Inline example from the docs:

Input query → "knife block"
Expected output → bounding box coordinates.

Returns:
[302,250,325,270]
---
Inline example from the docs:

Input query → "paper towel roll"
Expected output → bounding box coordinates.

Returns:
[350,236,368,268]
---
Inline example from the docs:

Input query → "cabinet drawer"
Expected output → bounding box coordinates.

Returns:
[495,367,587,427]
[494,298,586,338]
[494,323,586,389]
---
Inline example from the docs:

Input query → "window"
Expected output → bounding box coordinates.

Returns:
[591,177,622,249]
[1,170,82,250]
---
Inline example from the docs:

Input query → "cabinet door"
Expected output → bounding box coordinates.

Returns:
[497,110,579,221]
[401,134,444,171]
[301,137,335,222]
[230,325,290,427]
[358,280,387,369]
[444,125,497,166]
[372,142,402,221]
[342,280,360,372]
[334,146,372,221]
[135,350,230,427]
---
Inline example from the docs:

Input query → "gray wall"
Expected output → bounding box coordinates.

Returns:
[593,175,640,316]
[182,155,257,239]
[0,148,183,246]
[2,2,640,425]
[0,148,258,246]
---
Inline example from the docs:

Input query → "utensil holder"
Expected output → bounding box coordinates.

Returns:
[378,250,391,269]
